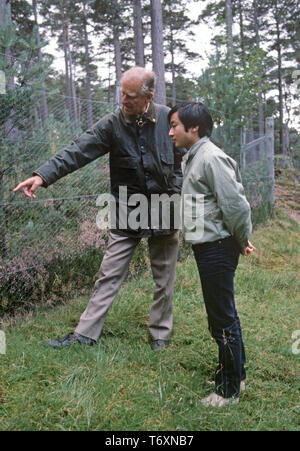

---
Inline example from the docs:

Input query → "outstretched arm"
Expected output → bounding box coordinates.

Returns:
[13,115,113,196]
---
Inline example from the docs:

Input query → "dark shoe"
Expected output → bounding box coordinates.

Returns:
[151,339,169,350]
[46,332,95,349]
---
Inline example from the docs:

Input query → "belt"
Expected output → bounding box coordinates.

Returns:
[192,236,233,251]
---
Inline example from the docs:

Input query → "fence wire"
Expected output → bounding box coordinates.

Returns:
[0,91,274,316]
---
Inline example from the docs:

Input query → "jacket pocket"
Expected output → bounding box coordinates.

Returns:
[160,151,174,186]
[110,157,138,187]
[111,156,136,169]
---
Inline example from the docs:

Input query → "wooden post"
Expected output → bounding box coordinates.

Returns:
[265,117,275,204]
[240,127,246,171]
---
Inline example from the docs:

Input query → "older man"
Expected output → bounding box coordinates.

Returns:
[14,67,183,350]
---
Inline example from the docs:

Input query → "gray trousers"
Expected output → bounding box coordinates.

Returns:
[75,231,179,341]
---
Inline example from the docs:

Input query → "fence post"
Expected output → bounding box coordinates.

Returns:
[240,127,246,170]
[265,117,275,205]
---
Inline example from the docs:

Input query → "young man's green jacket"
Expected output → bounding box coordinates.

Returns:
[181,136,252,251]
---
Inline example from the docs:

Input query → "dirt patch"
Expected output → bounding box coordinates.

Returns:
[275,182,300,226]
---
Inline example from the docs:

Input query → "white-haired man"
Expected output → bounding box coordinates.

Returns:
[14,67,184,350]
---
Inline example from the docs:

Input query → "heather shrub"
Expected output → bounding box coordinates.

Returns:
[0,205,156,317]
[0,207,108,316]
[0,239,107,317]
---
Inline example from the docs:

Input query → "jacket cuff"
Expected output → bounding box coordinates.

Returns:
[32,171,49,188]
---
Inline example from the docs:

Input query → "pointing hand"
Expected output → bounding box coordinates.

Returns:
[13,175,43,199]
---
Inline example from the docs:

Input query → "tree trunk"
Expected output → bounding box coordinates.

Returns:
[112,0,122,108]
[32,0,49,125]
[150,0,166,105]
[107,47,112,104]
[62,17,73,124]
[170,28,176,106]
[238,0,245,68]
[225,0,234,65]
[1,0,16,139]
[113,28,122,108]
[274,1,284,154]
[0,0,14,91]
[0,1,12,258]
[253,0,264,158]
[0,0,5,24]
[83,0,93,128]
[133,0,145,67]
[65,22,79,126]
[265,117,275,204]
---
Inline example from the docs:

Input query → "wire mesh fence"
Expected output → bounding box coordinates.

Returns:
[0,90,275,317]
[211,117,275,217]
[0,91,114,315]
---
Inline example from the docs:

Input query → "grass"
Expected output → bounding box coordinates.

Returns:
[0,207,299,431]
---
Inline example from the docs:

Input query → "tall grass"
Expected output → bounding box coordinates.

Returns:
[0,207,299,431]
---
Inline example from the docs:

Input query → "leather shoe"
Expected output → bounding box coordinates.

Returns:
[46,332,95,348]
[151,339,169,350]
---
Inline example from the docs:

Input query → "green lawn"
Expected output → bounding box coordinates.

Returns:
[0,208,299,431]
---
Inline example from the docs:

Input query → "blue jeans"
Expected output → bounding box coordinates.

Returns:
[192,236,246,398]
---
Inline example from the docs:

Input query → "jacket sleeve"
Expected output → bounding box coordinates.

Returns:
[204,153,252,250]
[33,117,113,187]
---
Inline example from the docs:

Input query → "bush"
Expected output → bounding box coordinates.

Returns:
[0,246,105,317]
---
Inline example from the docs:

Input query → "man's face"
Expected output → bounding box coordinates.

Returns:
[169,111,199,150]
[121,77,152,116]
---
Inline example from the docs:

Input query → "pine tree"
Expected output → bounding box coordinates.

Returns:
[38,0,81,125]
[263,0,299,153]
[162,0,198,106]
[32,0,49,124]
[93,0,129,108]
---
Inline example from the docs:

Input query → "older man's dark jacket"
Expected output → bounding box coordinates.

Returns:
[34,102,184,238]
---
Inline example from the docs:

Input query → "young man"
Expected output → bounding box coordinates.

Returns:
[168,102,255,407]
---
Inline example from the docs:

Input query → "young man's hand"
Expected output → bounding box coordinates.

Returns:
[242,241,256,256]
[13,175,44,199]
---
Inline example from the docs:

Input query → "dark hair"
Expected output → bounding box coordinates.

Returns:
[168,101,213,138]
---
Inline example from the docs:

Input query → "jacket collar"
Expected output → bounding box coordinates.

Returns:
[183,136,210,164]
[122,101,157,126]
